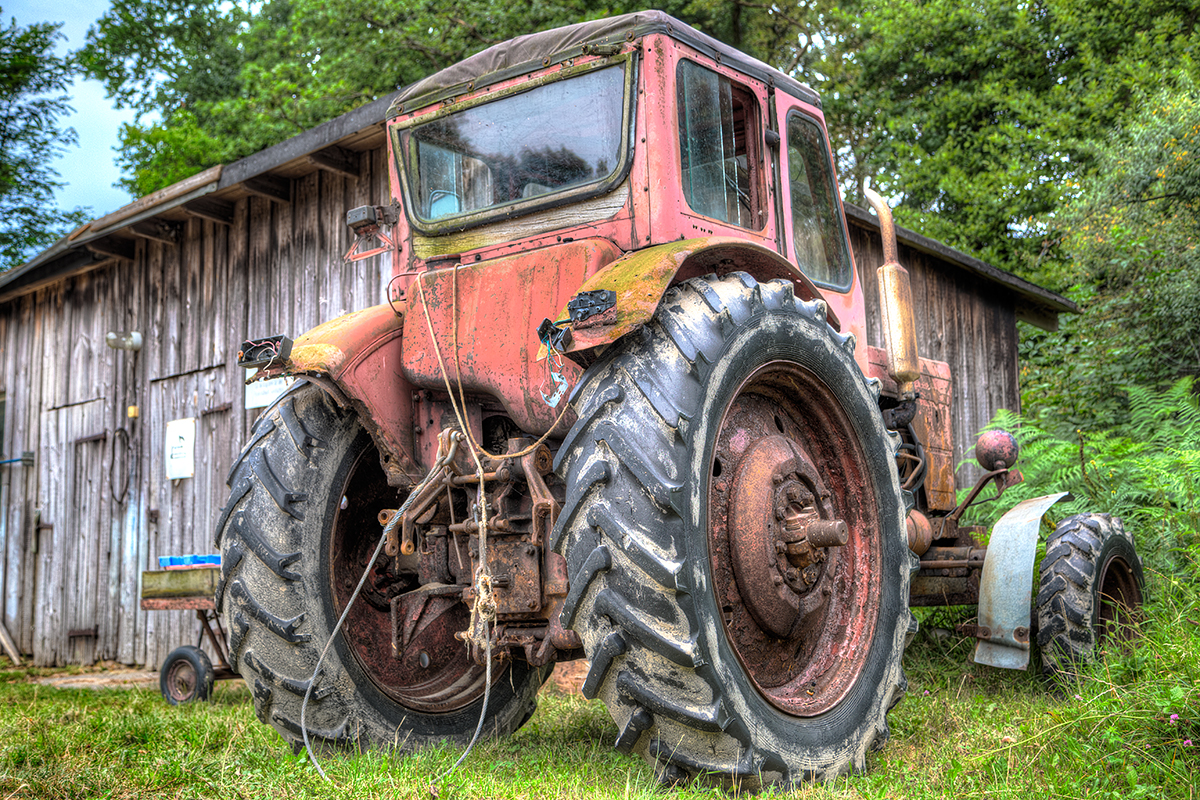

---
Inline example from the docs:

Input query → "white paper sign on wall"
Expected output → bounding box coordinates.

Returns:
[165,417,196,480]
[245,368,296,410]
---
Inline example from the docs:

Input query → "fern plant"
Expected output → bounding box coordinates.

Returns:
[961,377,1200,577]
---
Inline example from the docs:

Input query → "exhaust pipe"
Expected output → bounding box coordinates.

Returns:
[863,184,919,398]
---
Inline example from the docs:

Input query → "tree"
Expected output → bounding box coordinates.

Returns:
[0,13,89,269]
[79,0,826,197]
[809,0,1200,279]
[1020,73,1200,432]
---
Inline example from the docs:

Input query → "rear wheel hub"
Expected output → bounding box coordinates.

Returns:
[710,361,882,718]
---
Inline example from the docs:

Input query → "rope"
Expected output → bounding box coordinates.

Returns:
[300,435,461,781]
[413,267,573,787]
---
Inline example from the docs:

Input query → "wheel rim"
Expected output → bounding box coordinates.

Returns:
[329,442,485,714]
[708,361,883,717]
[1097,553,1142,641]
[165,659,198,702]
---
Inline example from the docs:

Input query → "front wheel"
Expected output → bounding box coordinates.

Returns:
[216,384,545,751]
[1036,513,1144,678]
[552,274,916,787]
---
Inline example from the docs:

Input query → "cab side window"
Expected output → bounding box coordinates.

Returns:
[677,60,763,229]
[787,113,851,289]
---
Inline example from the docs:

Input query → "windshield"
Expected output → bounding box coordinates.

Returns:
[400,65,628,227]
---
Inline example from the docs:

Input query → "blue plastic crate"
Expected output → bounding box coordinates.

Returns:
[158,553,221,569]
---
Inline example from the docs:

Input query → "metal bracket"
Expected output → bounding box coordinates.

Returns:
[567,289,616,324]
[973,491,1068,670]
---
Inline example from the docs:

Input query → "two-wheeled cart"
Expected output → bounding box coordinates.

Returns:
[140,558,237,704]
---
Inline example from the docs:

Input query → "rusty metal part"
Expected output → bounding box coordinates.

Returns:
[918,545,987,570]
[784,517,849,549]
[390,429,460,556]
[866,347,956,510]
[974,492,1068,670]
[946,467,1012,526]
[546,238,839,366]
[710,361,882,718]
[727,434,838,637]
[906,509,933,556]
[331,439,487,713]
[1097,551,1144,641]
[909,574,981,607]
[250,304,421,483]
[976,429,1020,471]
[388,584,484,712]
[863,186,919,398]
[518,442,558,548]
[486,541,543,615]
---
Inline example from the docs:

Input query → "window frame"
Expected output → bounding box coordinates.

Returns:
[392,54,638,236]
[675,58,767,232]
[784,109,854,292]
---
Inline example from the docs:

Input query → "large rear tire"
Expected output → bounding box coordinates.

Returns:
[216,384,544,751]
[552,274,916,787]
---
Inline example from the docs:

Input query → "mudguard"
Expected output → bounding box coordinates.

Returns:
[547,237,838,360]
[973,491,1068,669]
[251,304,421,484]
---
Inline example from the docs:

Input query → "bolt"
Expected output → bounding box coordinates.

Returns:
[344,578,353,589]
[785,568,799,583]
[772,473,784,486]
[525,545,536,557]
[772,575,783,586]
[527,600,538,610]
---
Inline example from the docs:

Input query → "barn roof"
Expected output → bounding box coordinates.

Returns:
[1,14,1075,328]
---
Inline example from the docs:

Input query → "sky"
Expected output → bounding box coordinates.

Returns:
[6,0,139,218]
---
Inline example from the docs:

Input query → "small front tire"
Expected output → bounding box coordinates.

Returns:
[1036,512,1144,677]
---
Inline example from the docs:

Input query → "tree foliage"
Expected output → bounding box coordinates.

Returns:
[0,12,89,270]
[810,0,1200,279]
[1020,74,1200,433]
[73,0,1200,437]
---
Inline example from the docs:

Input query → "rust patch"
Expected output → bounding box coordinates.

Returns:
[709,360,881,718]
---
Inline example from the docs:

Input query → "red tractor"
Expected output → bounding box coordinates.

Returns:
[219,11,1143,786]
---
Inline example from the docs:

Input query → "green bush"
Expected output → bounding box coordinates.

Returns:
[964,377,1200,578]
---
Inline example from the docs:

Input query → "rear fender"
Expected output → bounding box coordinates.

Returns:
[253,304,421,485]
[550,237,837,362]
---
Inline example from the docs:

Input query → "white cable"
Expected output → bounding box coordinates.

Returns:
[300,436,459,780]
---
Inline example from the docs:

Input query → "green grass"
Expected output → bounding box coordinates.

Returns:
[1,569,1196,800]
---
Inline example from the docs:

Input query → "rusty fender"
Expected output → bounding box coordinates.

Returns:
[251,304,421,485]
[546,237,837,360]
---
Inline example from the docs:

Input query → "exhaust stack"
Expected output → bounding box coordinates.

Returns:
[863,185,919,398]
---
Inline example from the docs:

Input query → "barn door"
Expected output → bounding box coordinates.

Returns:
[32,399,111,665]
[144,364,234,668]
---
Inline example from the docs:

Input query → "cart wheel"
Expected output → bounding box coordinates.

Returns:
[160,645,215,705]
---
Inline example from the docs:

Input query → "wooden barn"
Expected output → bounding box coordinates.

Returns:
[0,96,1073,669]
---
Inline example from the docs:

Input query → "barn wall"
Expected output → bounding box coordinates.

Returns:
[0,148,394,668]
[849,218,1022,486]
